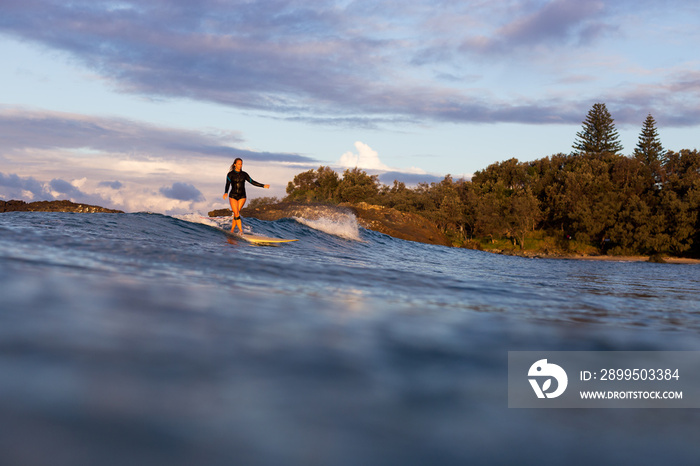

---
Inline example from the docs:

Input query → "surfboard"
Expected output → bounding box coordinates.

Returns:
[225,230,298,244]
[199,216,298,244]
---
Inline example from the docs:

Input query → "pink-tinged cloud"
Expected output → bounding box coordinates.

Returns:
[460,0,614,56]
[0,108,314,163]
[159,182,205,202]
[0,172,48,198]
[500,0,608,45]
[0,171,112,207]
[1,1,699,126]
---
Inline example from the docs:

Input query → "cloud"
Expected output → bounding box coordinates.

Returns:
[338,142,432,181]
[0,107,314,163]
[46,177,115,207]
[98,180,123,189]
[49,178,83,197]
[0,0,372,113]
[159,182,205,202]
[1,1,699,126]
[1,169,212,213]
[0,107,308,214]
[0,171,50,199]
[599,70,700,127]
[0,171,117,207]
[495,0,610,49]
[339,142,390,171]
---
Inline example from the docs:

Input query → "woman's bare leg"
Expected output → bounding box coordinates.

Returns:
[235,198,247,232]
[228,197,239,232]
[228,197,247,233]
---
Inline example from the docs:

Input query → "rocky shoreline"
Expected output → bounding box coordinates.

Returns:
[4,199,697,262]
[0,199,124,213]
[490,249,700,264]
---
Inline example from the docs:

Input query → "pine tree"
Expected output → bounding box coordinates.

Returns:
[634,114,665,168]
[572,103,624,157]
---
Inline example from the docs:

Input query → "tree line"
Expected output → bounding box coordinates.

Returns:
[284,103,700,257]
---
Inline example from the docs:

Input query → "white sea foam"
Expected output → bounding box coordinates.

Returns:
[175,213,220,227]
[175,213,253,233]
[176,210,358,239]
[174,213,229,231]
[294,214,361,241]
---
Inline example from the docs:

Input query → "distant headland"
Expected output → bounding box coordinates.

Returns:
[0,199,123,213]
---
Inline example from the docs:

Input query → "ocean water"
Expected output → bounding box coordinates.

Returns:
[1,210,699,465]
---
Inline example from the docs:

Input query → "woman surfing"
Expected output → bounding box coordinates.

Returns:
[223,158,270,234]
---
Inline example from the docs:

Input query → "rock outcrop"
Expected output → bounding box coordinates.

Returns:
[209,201,452,247]
[0,200,123,213]
[341,202,452,247]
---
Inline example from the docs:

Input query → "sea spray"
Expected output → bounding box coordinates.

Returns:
[185,205,362,241]
[293,213,361,241]
[178,213,253,233]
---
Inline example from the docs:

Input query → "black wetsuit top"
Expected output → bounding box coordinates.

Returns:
[225,170,264,200]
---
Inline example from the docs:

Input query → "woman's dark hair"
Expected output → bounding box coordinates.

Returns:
[229,158,243,171]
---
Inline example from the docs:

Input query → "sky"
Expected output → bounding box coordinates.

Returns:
[1,0,699,214]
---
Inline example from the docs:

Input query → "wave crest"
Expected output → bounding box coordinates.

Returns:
[294,214,361,241]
